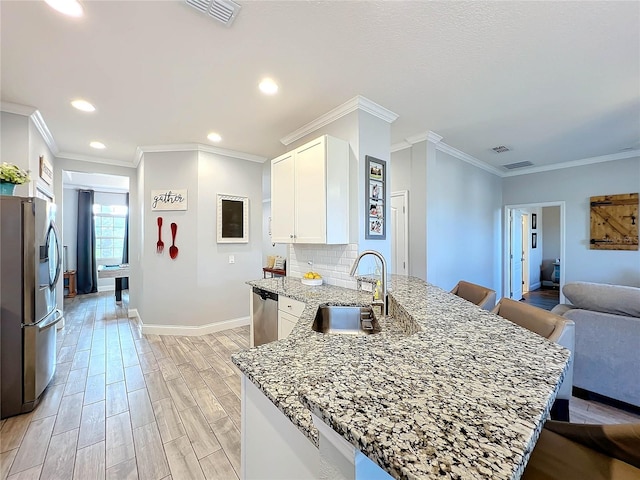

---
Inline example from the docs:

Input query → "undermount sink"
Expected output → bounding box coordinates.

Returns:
[312,304,381,335]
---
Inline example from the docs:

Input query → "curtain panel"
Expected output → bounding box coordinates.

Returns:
[77,189,97,294]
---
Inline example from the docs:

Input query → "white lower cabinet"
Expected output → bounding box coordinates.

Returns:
[278,295,305,340]
[241,375,320,479]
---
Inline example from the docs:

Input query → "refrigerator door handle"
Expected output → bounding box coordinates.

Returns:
[48,221,62,290]
[37,309,63,331]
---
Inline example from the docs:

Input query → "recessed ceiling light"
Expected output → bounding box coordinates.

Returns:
[259,78,278,95]
[71,99,95,112]
[90,141,106,149]
[207,132,222,142]
[45,0,84,18]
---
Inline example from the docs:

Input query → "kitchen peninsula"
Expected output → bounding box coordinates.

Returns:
[232,276,570,480]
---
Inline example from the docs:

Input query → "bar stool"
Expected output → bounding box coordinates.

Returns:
[492,297,575,420]
[450,280,496,310]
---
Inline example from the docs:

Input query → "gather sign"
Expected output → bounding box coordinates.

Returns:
[151,189,188,211]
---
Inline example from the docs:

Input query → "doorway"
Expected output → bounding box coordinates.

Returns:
[62,171,130,294]
[391,191,408,275]
[504,202,566,303]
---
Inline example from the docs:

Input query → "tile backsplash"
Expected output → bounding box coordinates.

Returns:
[288,244,359,289]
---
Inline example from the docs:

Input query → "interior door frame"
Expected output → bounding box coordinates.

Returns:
[503,201,566,304]
[391,190,409,275]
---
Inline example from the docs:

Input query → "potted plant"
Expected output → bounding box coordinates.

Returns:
[0,162,31,195]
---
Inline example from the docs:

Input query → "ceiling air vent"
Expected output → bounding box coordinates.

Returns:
[502,161,534,170]
[185,0,241,26]
[492,145,510,153]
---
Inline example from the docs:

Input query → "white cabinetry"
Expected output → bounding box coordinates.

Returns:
[271,135,349,244]
[278,295,305,340]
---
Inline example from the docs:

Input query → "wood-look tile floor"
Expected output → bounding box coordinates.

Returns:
[1,292,247,480]
[2,292,639,480]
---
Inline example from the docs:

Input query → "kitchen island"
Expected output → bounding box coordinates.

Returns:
[231,276,570,480]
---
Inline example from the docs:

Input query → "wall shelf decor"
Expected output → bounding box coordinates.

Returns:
[589,192,638,250]
[365,155,386,240]
[217,194,249,243]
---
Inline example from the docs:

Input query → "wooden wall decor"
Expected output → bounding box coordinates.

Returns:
[590,193,638,250]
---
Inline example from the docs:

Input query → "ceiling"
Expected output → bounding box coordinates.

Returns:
[2,1,639,173]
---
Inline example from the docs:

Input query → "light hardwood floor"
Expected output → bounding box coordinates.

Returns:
[1,292,246,480]
[1,292,639,480]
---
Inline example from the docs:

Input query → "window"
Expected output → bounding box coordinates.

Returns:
[93,204,127,261]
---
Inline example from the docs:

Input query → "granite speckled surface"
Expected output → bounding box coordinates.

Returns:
[232,276,570,480]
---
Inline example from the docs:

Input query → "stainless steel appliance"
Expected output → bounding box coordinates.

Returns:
[1,196,63,419]
[252,287,278,346]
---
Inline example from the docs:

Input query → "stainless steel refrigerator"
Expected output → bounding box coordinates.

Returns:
[1,196,63,419]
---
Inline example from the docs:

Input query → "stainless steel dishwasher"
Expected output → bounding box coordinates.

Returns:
[252,287,278,346]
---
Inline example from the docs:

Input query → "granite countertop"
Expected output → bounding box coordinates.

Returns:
[231,276,570,480]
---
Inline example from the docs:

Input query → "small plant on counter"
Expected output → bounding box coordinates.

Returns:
[0,162,31,184]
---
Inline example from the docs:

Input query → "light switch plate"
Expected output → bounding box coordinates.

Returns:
[229,255,235,264]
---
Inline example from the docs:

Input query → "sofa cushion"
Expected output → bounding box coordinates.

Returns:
[563,282,640,318]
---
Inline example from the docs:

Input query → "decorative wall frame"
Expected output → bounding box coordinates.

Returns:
[151,189,188,211]
[365,155,386,239]
[532,232,537,249]
[531,213,537,230]
[590,192,638,250]
[217,194,249,243]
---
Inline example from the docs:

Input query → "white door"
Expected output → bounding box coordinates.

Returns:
[510,209,524,300]
[522,213,530,294]
[391,192,408,275]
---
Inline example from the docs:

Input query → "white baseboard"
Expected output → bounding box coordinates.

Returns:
[530,282,542,291]
[127,308,142,336]
[138,315,250,336]
[98,285,115,292]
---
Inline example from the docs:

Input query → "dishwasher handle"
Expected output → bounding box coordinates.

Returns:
[253,287,278,302]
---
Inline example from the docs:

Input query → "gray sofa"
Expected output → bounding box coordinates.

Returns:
[551,282,640,408]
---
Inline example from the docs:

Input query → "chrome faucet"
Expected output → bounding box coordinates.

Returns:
[350,250,387,316]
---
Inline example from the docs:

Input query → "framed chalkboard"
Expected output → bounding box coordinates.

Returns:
[217,194,249,243]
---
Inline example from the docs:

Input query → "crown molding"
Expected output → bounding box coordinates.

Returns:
[390,141,411,153]
[280,95,399,146]
[0,101,37,116]
[1,102,59,155]
[135,143,267,167]
[57,152,137,169]
[435,142,504,176]
[30,110,59,155]
[501,149,640,177]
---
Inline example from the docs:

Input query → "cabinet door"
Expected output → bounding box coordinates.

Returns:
[271,152,295,243]
[278,311,298,340]
[294,138,326,243]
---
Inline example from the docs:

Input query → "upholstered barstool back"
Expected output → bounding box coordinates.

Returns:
[450,281,496,310]
[492,297,575,420]
[522,421,640,480]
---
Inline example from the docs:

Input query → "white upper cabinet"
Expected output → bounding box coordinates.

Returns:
[271,135,349,244]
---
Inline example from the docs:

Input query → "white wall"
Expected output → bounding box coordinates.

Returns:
[427,149,503,293]
[503,157,640,287]
[138,149,263,329]
[28,119,55,199]
[542,206,561,261]
[62,187,78,271]
[1,112,30,197]
[391,144,503,295]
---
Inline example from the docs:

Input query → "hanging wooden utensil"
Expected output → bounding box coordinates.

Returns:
[169,222,179,259]
[156,217,164,253]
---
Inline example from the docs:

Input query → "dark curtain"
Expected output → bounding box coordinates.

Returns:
[121,192,129,290]
[77,189,97,294]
